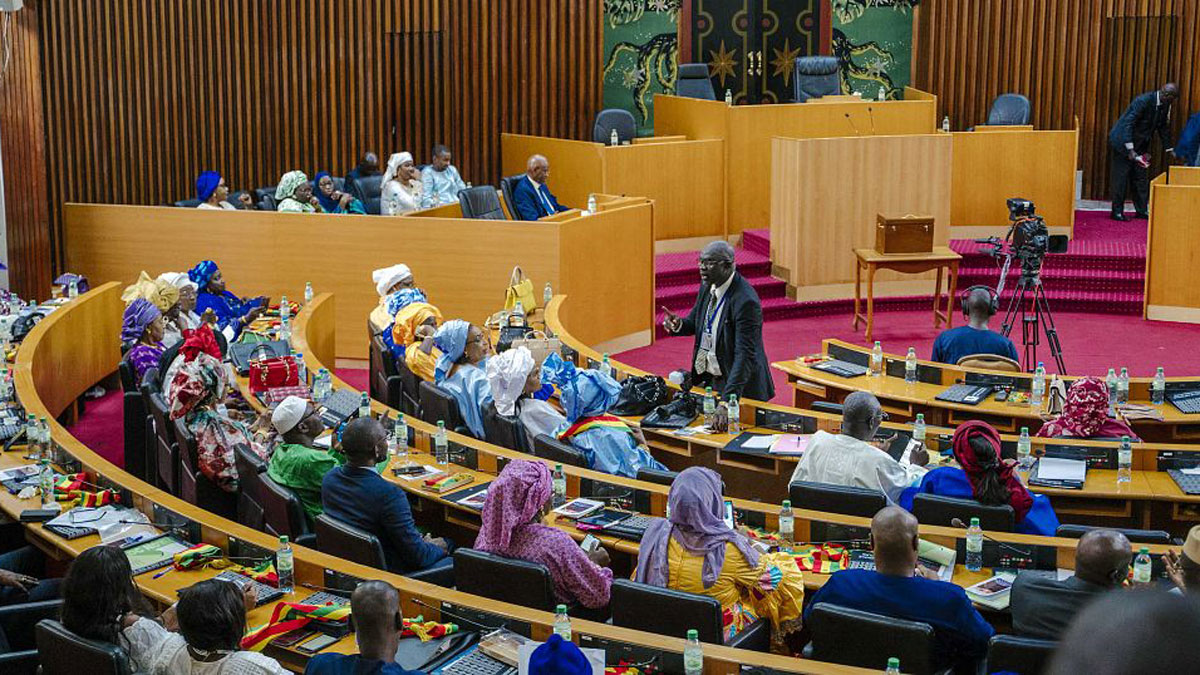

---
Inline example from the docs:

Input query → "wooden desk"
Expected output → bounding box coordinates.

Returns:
[853,247,962,341]
[1146,169,1200,323]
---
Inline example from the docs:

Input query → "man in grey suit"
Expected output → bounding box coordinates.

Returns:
[1010,529,1132,640]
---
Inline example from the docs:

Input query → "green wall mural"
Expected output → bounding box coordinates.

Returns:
[831,0,918,100]
[602,0,682,136]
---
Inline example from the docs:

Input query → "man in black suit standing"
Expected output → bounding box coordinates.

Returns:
[1109,82,1178,221]
[661,241,775,401]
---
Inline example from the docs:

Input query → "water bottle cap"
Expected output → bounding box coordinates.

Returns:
[279,535,289,544]
[874,341,881,347]
[687,629,698,639]
[781,500,791,508]
[1140,547,1150,554]
[556,604,568,613]
[916,414,924,422]
[437,420,446,428]
[1020,426,1029,434]
[1122,435,1130,442]
[555,463,563,471]
[888,658,900,668]
[970,517,980,527]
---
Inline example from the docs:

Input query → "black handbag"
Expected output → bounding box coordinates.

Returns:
[609,375,669,416]
[641,393,699,429]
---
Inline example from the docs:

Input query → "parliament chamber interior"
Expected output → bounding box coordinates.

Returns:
[3,1,1200,673]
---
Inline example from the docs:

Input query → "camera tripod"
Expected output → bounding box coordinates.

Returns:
[999,267,1066,373]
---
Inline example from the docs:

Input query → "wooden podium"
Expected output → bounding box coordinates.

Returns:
[1145,167,1200,323]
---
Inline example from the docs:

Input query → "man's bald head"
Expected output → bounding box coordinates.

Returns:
[700,240,735,263]
[1162,82,1180,103]
[351,581,401,660]
[526,154,550,183]
[1074,529,1133,587]
[871,506,919,573]
[842,391,883,441]
[963,287,996,322]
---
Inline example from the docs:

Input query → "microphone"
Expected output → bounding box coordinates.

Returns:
[411,597,508,633]
[951,518,1032,556]
[300,582,352,597]
[866,106,877,135]
[844,113,861,136]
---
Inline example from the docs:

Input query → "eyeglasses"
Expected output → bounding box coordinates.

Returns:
[698,259,729,269]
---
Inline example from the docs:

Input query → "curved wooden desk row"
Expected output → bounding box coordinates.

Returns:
[771,339,1200,443]
[13,284,866,675]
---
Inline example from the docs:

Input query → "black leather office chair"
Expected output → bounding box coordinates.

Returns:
[313,513,454,586]
[808,603,939,674]
[986,93,1032,126]
[119,358,148,482]
[174,418,237,520]
[454,549,608,620]
[35,619,133,675]
[912,493,1015,532]
[458,186,506,220]
[234,444,267,532]
[482,403,526,452]
[0,599,62,674]
[395,355,422,417]
[173,198,201,208]
[226,191,248,209]
[1056,524,1176,545]
[986,634,1056,675]
[136,371,163,491]
[793,56,841,102]
[500,174,524,219]
[611,579,769,650]
[532,433,588,469]
[146,391,178,494]
[352,174,385,215]
[369,332,403,410]
[810,401,845,415]
[790,480,887,517]
[253,186,277,211]
[593,109,637,145]
[636,467,678,486]
[675,63,716,100]
[259,473,315,546]
[418,381,469,436]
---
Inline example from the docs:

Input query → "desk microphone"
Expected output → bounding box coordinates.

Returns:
[950,517,1033,556]
[844,113,861,136]
[866,106,877,135]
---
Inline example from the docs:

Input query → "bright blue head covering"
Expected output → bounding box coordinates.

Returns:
[528,634,591,675]
[195,171,221,202]
[188,260,219,289]
[385,287,428,317]
[540,352,621,423]
[433,319,471,383]
[312,171,339,212]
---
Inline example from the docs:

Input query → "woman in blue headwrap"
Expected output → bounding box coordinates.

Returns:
[312,171,366,214]
[539,353,666,478]
[195,171,234,210]
[188,260,267,338]
[121,298,166,384]
[432,320,493,438]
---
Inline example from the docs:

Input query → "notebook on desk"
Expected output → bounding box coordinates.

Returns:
[1028,457,1086,489]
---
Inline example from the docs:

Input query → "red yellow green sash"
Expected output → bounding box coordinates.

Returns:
[241,601,353,651]
[53,473,119,509]
[557,415,633,442]
[170,543,278,585]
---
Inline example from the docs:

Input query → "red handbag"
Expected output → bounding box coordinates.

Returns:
[249,345,300,395]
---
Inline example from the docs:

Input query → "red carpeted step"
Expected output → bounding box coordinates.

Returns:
[741,228,771,257]
[656,248,772,289]
[657,275,787,310]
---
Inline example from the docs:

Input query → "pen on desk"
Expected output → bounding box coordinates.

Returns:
[152,567,174,580]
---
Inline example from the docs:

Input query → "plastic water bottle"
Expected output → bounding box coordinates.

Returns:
[885,657,901,674]
[1118,435,1132,483]
[276,535,294,593]
[313,369,330,401]
[1153,367,1166,405]
[870,340,883,377]
[877,88,887,102]
[553,604,571,640]
[1017,426,1033,471]
[912,413,926,451]
[727,395,741,433]
[40,418,53,465]
[779,500,794,545]
[609,128,619,146]
[358,392,371,420]
[434,421,449,466]
[279,295,290,323]
[586,193,597,215]
[39,459,55,509]
[942,115,951,133]
[295,353,307,385]
[304,282,313,305]
[703,387,716,426]
[1118,367,1130,404]
[1106,368,1118,405]
[684,629,703,674]
[904,347,917,383]
[965,517,983,571]
[1031,362,1045,409]
[552,463,567,506]
[25,414,39,459]
[599,353,612,378]
[390,416,408,461]
[543,282,553,306]
[0,366,11,402]
[278,315,292,343]
[724,89,733,105]
[512,300,526,326]
[67,278,79,298]
[1133,547,1153,584]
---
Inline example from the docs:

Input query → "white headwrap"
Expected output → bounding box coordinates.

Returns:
[381,152,413,186]
[485,346,536,417]
[275,170,309,200]
[271,395,308,435]
[157,272,198,292]
[372,264,413,297]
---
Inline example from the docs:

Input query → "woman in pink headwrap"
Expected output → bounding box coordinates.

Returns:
[473,460,612,609]
[1036,376,1140,441]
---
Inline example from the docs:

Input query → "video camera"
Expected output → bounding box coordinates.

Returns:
[1006,197,1049,277]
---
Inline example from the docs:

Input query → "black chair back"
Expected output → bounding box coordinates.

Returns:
[500,174,524,219]
[792,55,841,102]
[119,359,148,482]
[458,186,506,220]
[396,353,422,417]
[789,481,887,518]
[912,493,1015,531]
[173,198,201,208]
[35,619,132,675]
[593,109,637,145]
[260,473,310,539]
[675,63,716,100]
[315,512,386,569]
[253,186,277,211]
[531,434,588,469]
[135,369,162,487]
[369,332,403,410]
[173,417,237,519]
[808,603,936,674]
[418,381,467,434]
[986,634,1056,675]
[234,445,268,531]
[147,392,178,494]
[454,549,557,610]
[352,174,385,215]
[987,93,1032,125]
[482,403,525,452]
[636,467,678,485]
[611,579,724,643]
[1056,524,1175,544]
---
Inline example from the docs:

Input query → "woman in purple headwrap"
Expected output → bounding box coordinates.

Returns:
[634,467,805,651]
[121,298,166,384]
[473,460,613,609]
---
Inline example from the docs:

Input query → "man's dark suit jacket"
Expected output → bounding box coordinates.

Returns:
[674,272,775,401]
[1010,573,1114,640]
[1109,91,1173,153]
[321,465,448,573]
[511,175,568,221]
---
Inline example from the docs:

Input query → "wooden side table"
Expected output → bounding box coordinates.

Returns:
[853,246,963,342]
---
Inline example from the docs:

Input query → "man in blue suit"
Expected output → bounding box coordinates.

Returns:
[321,417,451,574]
[511,154,570,221]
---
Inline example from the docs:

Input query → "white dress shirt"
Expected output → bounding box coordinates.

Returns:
[789,430,926,504]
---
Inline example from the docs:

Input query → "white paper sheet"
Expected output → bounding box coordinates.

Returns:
[740,435,777,450]
[1037,457,1087,482]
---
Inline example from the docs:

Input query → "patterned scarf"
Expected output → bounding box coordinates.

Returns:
[474,460,551,554]
[1038,376,1109,438]
[188,260,220,289]
[121,298,161,345]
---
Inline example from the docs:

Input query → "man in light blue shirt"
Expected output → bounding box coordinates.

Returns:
[420,144,468,208]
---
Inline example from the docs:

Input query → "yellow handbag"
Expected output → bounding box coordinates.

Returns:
[503,266,537,312]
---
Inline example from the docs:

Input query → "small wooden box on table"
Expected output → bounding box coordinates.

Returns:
[853,246,962,341]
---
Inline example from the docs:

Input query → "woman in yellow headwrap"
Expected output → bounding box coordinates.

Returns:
[391,301,443,382]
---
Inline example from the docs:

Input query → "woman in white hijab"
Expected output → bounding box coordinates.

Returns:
[380,152,424,215]
[156,271,201,345]
[368,264,417,335]
[485,346,565,450]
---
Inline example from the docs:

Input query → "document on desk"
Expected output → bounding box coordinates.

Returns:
[768,434,810,456]
[741,435,777,450]
[1181,466,1200,476]
[1036,457,1087,482]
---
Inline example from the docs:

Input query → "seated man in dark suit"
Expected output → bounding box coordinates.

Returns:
[1010,528,1131,640]
[321,417,451,574]
[343,151,380,202]
[931,287,1018,365]
[511,154,570,221]
[804,506,993,672]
